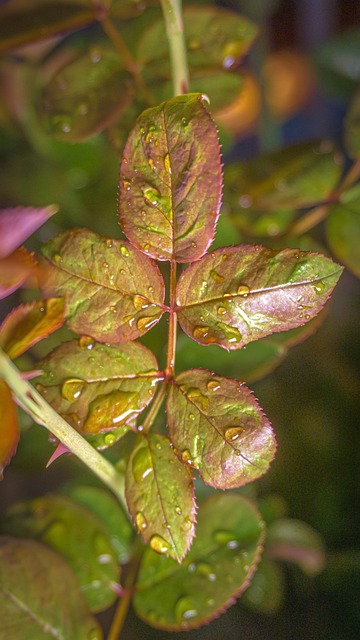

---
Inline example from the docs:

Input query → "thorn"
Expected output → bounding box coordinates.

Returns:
[46,442,71,467]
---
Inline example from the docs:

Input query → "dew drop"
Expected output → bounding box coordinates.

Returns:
[135,511,148,531]
[193,326,217,344]
[104,432,116,446]
[217,306,227,316]
[53,253,62,264]
[137,316,156,331]
[181,449,192,465]
[132,446,153,485]
[145,131,154,144]
[61,378,85,401]
[79,336,95,350]
[144,186,160,206]
[210,269,224,283]
[189,413,195,421]
[120,245,130,257]
[223,325,242,344]
[206,379,221,392]
[120,268,126,275]
[181,117,188,126]
[84,390,137,433]
[149,534,170,555]
[103,261,109,269]
[175,506,182,515]
[175,596,198,623]
[225,426,244,442]
[106,239,113,248]
[191,241,197,249]
[52,115,72,134]
[90,48,102,63]
[164,153,172,174]
[213,529,238,546]
[305,313,311,319]
[133,295,149,311]
[237,284,250,296]
[312,280,325,294]
[196,562,217,581]
[148,285,155,294]
[87,629,102,640]
[148,157,155,170]
[187,387,209,410]
[123,180,131,191]
[124,314,135,327]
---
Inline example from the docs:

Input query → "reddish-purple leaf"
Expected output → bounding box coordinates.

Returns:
[0,247,38,300]
[0,298,64,359]
[167,369,276,489]
[0,205,57,258]
[36,339,161,434]
[118,93,222,262]
[125,433,196,563]
[41,228,166,342]
[0,380,20,479]
[176,245,343,349]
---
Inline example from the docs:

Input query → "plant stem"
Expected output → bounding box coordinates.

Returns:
[140,382,167,434]
[107,544,143,640]
[0,348,126,509]
[160,0,189,96]
[166,259,177,377]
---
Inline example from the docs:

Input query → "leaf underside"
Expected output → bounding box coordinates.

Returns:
[0,380,20,480]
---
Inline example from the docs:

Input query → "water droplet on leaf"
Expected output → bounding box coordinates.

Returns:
[84,390,137,433]
[217,306,227,315]
[61,378,85,401]
[193,326,217,344]
[223,325,242,344]
[123,180,131,191]
[53,253,62,264]
[312,280,325,294]
[150,534,170,555]
[225,426,244,442]
[181,449,192,465]
[237,284,250,296]
[104,432,116,446]
[135,511,148,531]
[187,387,209,410]
[120,245,130,257]
[164,153,172,174]
[144,186,160,207]
[132,446,153,484]
[210,269,224,283]
[133,295,149,311]
[79,336,95,350]
[175,596,198,623]
[206,379,221,392]
[137,316,157,331]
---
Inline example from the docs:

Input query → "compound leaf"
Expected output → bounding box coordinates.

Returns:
[0,380,19,480]
[167,369,275,489]
[134,494,265,631]
[125,433,196,562]
[0,537,102,639]
[41,228,165,342]
[327,184,360,278]
[0,205,57,259]
[176,245,343,350]
[118,94,222,262]
[36,338,160,434]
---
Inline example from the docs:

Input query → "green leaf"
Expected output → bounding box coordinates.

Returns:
[134,494,265,630]
[223,141,343,212]
[344,88,360,159]
[0,298,64,359]
[167,369,275,489]
[0,205,57,258]
[242,557,284,613]
[41,46,135,142]
[36,338,161,434]
[125,433,196,562]
[1,495,120,612]
[326,184,360,278]
[0,380,19,479]
[118,94,222,262]
[0,537,102,639]
[314,28,360,98]
[266,518,326,576]
[41,228,165,342]
[65,485,134,564]
[176,245,343,350]
[137,7,258,71]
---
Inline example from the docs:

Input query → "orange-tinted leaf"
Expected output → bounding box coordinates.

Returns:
[0,247,37,300]
[0,380,20,479]
[0,205,57,258]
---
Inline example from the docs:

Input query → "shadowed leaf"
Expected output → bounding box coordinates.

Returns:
[125,433,196,562]
[0,298,64,359]
[242,557,284,613]
[176,245,343,350]
[0,495,120,613]
[118,93,222,262]
[0,537,102,639]
[41,228,165,342]
[314,28,360,98]
[0,247,38,300]
[36,339,161,434]
[167,369,276,489]
[0,380,20,480]
[134,494,264,630]
[0,205,57,258]
[344,87,360,159]
[326,183,360,278]
[266,518,326,576]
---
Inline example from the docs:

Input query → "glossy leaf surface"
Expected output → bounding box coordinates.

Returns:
[176,245,343,350]
[42,47,134,141]
[0,205,57,258]
[0,381,19,480]
[134,494,265,630]
[0,248,37,300]
[0,537,102,639]
[167,369,275,489]
[118,94,222,262]
[266,518,326,576]
[327,184,360,278]
[37,339,160,434]
[41,228,165,342]
[125,433,196,562]
[0,298,64,359]
[1,495,119,612]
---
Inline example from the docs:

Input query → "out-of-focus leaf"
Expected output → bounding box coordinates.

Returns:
[41,228,166,342]
[242,557,284,613]
[118,94,222,262]
[230,0,282,18]
[326,183,360,278]
[36,339,160,434]
[224,141,343,213]
[134,494,265,630]
[110,0,158,20]
[0,205,57,258]
[1,495,120,612]
[0,0,99,54]
[167,369,275,489]
[65,485,134,564]
[125,433,196,562]
[344,88,360,159]
[0,537,102,639]
[266,518,326,576]
[0,247,38,300]
[137,7,257,71]
[314,29,360,98]
[176,245,343,350]
[0,380,19,479]
[0,298,64,359]
[41,47,135,142]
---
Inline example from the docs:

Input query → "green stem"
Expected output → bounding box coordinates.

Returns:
[0,348,126,509]
[160,0,189,96]
[107,542,143,640]
[166,259,177,377]
[140,382,167,434]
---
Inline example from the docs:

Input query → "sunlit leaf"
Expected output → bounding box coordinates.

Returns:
[1,495,120,612]
[0,205,57,258]
[0,298,64,359]
[134,494,265,630]
[0,537,102,639]
[41,46,135,141]
[0,247,38,300]
[167,369,275,489]
[41,228,166,342]
[125,433,196,562]
[137,7,257,71]
[242,556,284,613]
[345,88,360,159]
[0,380,20,479]
[314,28,360,98]
[224,141,343,214]
[326,184,360,278]
[266,518,326,576]
[118,93,222,262]
[36,338,161,434]
[176,245,343,350]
